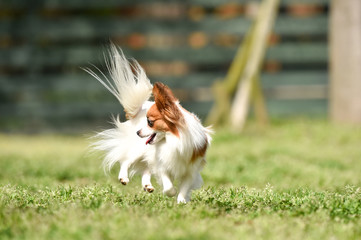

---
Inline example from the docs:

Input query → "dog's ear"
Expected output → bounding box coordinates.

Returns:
[153,82,183,124]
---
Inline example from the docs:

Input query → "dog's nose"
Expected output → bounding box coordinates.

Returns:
[136,130,141,137]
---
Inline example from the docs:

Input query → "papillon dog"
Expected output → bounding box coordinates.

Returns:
[85,45,212,203]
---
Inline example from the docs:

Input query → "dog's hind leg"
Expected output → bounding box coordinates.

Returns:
[177,174,195,204]
[142,169,154,193]
[191,172,203,190]
[161,172,177,197]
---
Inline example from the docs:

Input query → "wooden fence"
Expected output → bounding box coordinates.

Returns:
[0,0,329,132]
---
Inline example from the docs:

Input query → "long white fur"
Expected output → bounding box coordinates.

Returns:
[83,45,152,118]
[87,45,212,203]
[85,45,155,190]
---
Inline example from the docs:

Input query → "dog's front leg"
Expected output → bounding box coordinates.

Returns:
[161,172,177,197]
[118,159,132,185]
[142,169,154,193]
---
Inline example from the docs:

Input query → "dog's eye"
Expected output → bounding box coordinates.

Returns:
[147,118,154,127]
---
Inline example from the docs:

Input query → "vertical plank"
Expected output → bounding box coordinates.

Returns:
[330,0,361,123]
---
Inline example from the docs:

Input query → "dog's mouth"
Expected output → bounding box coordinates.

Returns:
[146,133,156,145]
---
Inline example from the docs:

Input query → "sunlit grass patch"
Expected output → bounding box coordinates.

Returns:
[1,119,361,239]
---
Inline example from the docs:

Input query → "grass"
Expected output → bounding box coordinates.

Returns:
[1,119,361,239]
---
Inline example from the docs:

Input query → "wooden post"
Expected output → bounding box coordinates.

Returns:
[252,74,269,125]
[230,0,279,130]
[330,0,361,123]
[206,0,279,128]
[205,25,255,126]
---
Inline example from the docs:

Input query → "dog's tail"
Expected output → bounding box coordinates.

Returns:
[83,44,152,118]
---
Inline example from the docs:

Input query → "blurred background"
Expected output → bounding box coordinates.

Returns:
[0,0,337,133]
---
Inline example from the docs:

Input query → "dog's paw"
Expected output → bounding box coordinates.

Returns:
[163,187,177,197]
[119,177,129,185]
[143,185,154,193]
[177,195,190,204]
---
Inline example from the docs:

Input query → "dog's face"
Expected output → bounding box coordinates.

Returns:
[137,82,183,145]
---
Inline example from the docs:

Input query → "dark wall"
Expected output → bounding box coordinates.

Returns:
[0,0,329,133]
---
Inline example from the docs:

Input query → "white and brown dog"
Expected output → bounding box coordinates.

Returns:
[86,45,212,203]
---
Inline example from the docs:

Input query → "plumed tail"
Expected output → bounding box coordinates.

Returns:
[83,44,152,118]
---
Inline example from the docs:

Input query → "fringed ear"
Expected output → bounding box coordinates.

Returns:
[153,82,183,124]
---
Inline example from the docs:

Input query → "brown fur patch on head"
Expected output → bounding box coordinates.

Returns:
[152,82,184,126]
[147,104,180,137]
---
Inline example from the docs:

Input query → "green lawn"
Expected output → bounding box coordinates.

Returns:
[1,119,361,239]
